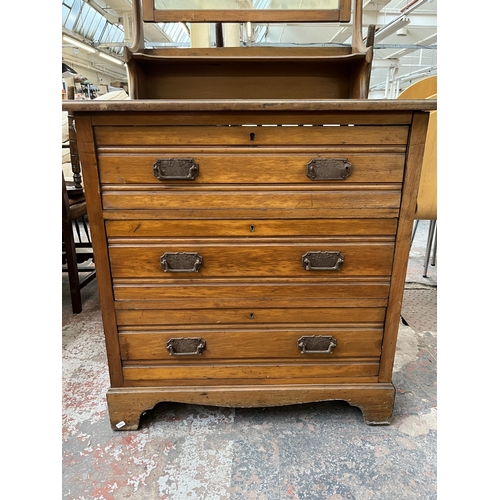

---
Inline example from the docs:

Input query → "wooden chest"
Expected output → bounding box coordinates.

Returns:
[65,99,434,430]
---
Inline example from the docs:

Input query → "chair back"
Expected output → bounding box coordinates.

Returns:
[398,75,437,220]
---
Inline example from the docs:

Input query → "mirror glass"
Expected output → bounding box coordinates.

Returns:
[153,1,340,10]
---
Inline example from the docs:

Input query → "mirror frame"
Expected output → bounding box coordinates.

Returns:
[142,0,352,23]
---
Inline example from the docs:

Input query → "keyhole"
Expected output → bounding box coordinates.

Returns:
[249,132,255,141]
[249,313,254,319]
[250,225,255,232]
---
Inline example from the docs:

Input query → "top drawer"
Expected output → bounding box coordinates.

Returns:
[97,152,405,185]
[93,124,409,147]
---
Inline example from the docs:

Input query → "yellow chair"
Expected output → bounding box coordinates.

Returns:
[398,75,437,277]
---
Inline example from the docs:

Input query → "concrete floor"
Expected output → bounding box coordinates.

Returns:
[62,221,437,500]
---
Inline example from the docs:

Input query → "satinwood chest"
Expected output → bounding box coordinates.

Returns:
[64,98,434,430]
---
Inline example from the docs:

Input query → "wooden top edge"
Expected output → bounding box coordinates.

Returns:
[127,47,357,61]
[62,99,437,113]
[130,46,353,53]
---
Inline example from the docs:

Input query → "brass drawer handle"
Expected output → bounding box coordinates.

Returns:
[153,158,199,180]
[306,158,352,180]
[166,337,206,356]
[302,251,344,271]
[160,252,203,272]
[298,335,337,354]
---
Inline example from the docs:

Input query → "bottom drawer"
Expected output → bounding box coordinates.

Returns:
[121,362,380,384]
[119,328,383,361]
[119,328,382,383]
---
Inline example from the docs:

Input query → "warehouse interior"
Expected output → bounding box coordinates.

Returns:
[0,0,492,498]
[61,0,438,99]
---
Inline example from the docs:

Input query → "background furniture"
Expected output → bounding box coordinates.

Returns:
[398,75,437,277]
[61,108,95,314]
[62,89,129,313]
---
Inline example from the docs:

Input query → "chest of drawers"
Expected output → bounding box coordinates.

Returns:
[65,99,434,430]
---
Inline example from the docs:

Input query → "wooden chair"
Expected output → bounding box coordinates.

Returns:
[398,75,437,277]
[62,110,96,313]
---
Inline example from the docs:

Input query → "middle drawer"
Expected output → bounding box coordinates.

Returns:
[108,238,395,280]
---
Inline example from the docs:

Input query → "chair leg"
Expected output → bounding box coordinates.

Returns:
[431,227,437,266]
[411,220,419,246]
[423,220,437,278]
[62,224,82,314]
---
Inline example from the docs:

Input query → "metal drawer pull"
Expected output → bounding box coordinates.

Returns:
[160,252,203,272]
[298,336,337,354]
[302,251,344,271]
[153,158,199,180]
[306,158,352,180]
[166,337,206,356]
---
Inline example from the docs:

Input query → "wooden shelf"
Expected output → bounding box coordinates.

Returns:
[125,47,373,100]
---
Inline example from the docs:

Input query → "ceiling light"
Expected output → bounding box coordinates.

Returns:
[397,28,408,37]
[373,16,410,43]
[63,35,96,53]
[99,52,124,65]
[62,62,78,78]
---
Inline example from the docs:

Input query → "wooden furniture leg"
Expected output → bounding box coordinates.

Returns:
[107,384,396,430]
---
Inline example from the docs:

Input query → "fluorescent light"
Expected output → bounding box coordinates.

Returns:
[99,52,124,65]
[63,35,96,53]
[373,16,411,43]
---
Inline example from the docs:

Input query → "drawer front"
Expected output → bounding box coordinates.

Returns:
[106,218,397,238]
[102,188,401,212]
[97,153,405,185]
[94,125,409,147]
[108,240,395,279]
[121,362,380,383]
[113,282,391,303]
[119,328,383,361]
[115,306,386,326]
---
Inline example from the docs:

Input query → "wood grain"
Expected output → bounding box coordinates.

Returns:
[113,281,390,303]
[91,113,413,126]
[94,125,409,147]
[73,115,124,387]
[104,207,401,220]
[113,298,388,310]
[67,100,432,429]
[379,111,430,382]
[97,152,405,185]
[102,189,401,212]
[143,8,351,24]
[122,362,380,382]
[107,383,395,429]
[63,99,436,113]
[108,240,395,279]
[119,327,383,361]
[115,306,386,326]
[106,219,397,238]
